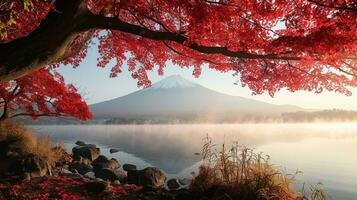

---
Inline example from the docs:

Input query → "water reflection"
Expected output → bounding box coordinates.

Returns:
[31,123,357,200]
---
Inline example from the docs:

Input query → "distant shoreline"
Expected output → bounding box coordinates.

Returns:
[26,121,357,126]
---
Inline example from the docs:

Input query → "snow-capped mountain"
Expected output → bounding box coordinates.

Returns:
[90,75,306,121]
[150,75,198,89]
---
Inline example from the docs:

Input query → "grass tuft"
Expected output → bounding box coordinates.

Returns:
[0,120,36,155]
[190,135,327,200]
[0,120,65,167]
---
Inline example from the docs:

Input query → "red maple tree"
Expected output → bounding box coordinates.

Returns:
[0,68,92,121]
[0,0,356,98]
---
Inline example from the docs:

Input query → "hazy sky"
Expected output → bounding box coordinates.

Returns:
[57,44,357,110]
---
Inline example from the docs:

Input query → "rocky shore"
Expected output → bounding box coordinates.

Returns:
[0,141,194,200]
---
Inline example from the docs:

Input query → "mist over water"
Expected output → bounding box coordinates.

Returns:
[31,123,357,200]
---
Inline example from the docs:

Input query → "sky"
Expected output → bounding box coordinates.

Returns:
[57,44,357,110]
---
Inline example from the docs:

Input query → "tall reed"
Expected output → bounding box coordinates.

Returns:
[190,135,327,200]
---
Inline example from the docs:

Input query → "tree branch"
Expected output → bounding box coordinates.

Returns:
[0,0,89,82]
[87,15,301,61]
[307,0,357,12]
[10,112,66,119]
[162,41,230,66]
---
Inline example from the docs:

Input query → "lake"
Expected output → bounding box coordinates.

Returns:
[30,123,357,200]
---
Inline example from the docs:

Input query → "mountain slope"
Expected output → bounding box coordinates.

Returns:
[90,75,305,121]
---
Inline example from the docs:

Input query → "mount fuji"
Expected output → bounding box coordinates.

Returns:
[90,75,306,122]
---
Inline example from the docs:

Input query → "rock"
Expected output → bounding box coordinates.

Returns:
[167,178,180,190]
[72,144,100,161]
[123,164,137,172]
[94,178,104,182]
[95,168,127,182]
[84,171,96,179]
[92,155,108,172]
[69,161,93,175]
[59,171,83,180]
[60,168,72,174]
[113,180,121,186]
[108,159,120,169]
[78,156,92,165]
[92,155,108,163]
[109,148,119,154]
[92,156,120,173]
[178,178,192,186]
[84,181,108,194]
[52,146,72,166]
[128,167,166,188]
[23,173,31,181]
[11,154,49,179]
[75,141,86,146]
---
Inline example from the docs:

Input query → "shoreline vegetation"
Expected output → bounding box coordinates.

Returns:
[0,120,327,200]
[18,109,357,125]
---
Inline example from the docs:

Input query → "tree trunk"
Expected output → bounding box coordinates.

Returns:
[0,0,90,82]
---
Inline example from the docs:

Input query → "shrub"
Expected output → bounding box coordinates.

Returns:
[0,120,36,155]
[190,135,326,200]
[0,120,64,166]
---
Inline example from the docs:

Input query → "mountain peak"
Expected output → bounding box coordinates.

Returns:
[150,75,198,89]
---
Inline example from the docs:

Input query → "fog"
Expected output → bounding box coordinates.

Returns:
[31,123,357,200]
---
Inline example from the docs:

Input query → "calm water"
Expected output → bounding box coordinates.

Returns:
[30,124,357,200]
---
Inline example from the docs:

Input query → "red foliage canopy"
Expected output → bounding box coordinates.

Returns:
[0,68,92,120]
[0,0,356,96]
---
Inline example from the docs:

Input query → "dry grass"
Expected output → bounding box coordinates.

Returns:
[190,135,327,200]
[0,120,64,166]
[0,120,37,155]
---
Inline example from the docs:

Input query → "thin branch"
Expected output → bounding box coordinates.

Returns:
[11,84,19,95]
[287,61,314,76]
[343,61,357,71]
[162,41,230,66]
[307,0,357,12]
[336,67,357,77]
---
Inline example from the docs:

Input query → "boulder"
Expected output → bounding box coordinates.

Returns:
[75,140,86,146]
[11,154,49,179]
[69,161,93,175]
[107,159,120,170]
[122,164,137,172]
[72,144,100,161]
[113,180,121,186]
[78,155,92,164]
[92,156,120,173]
[167,178,180,190]
[127,167,166,188]
[178,178,192,186]
[60,168,72,174]
[95,168,127,182]
[109,148,119,154]
[84,171,96,179]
